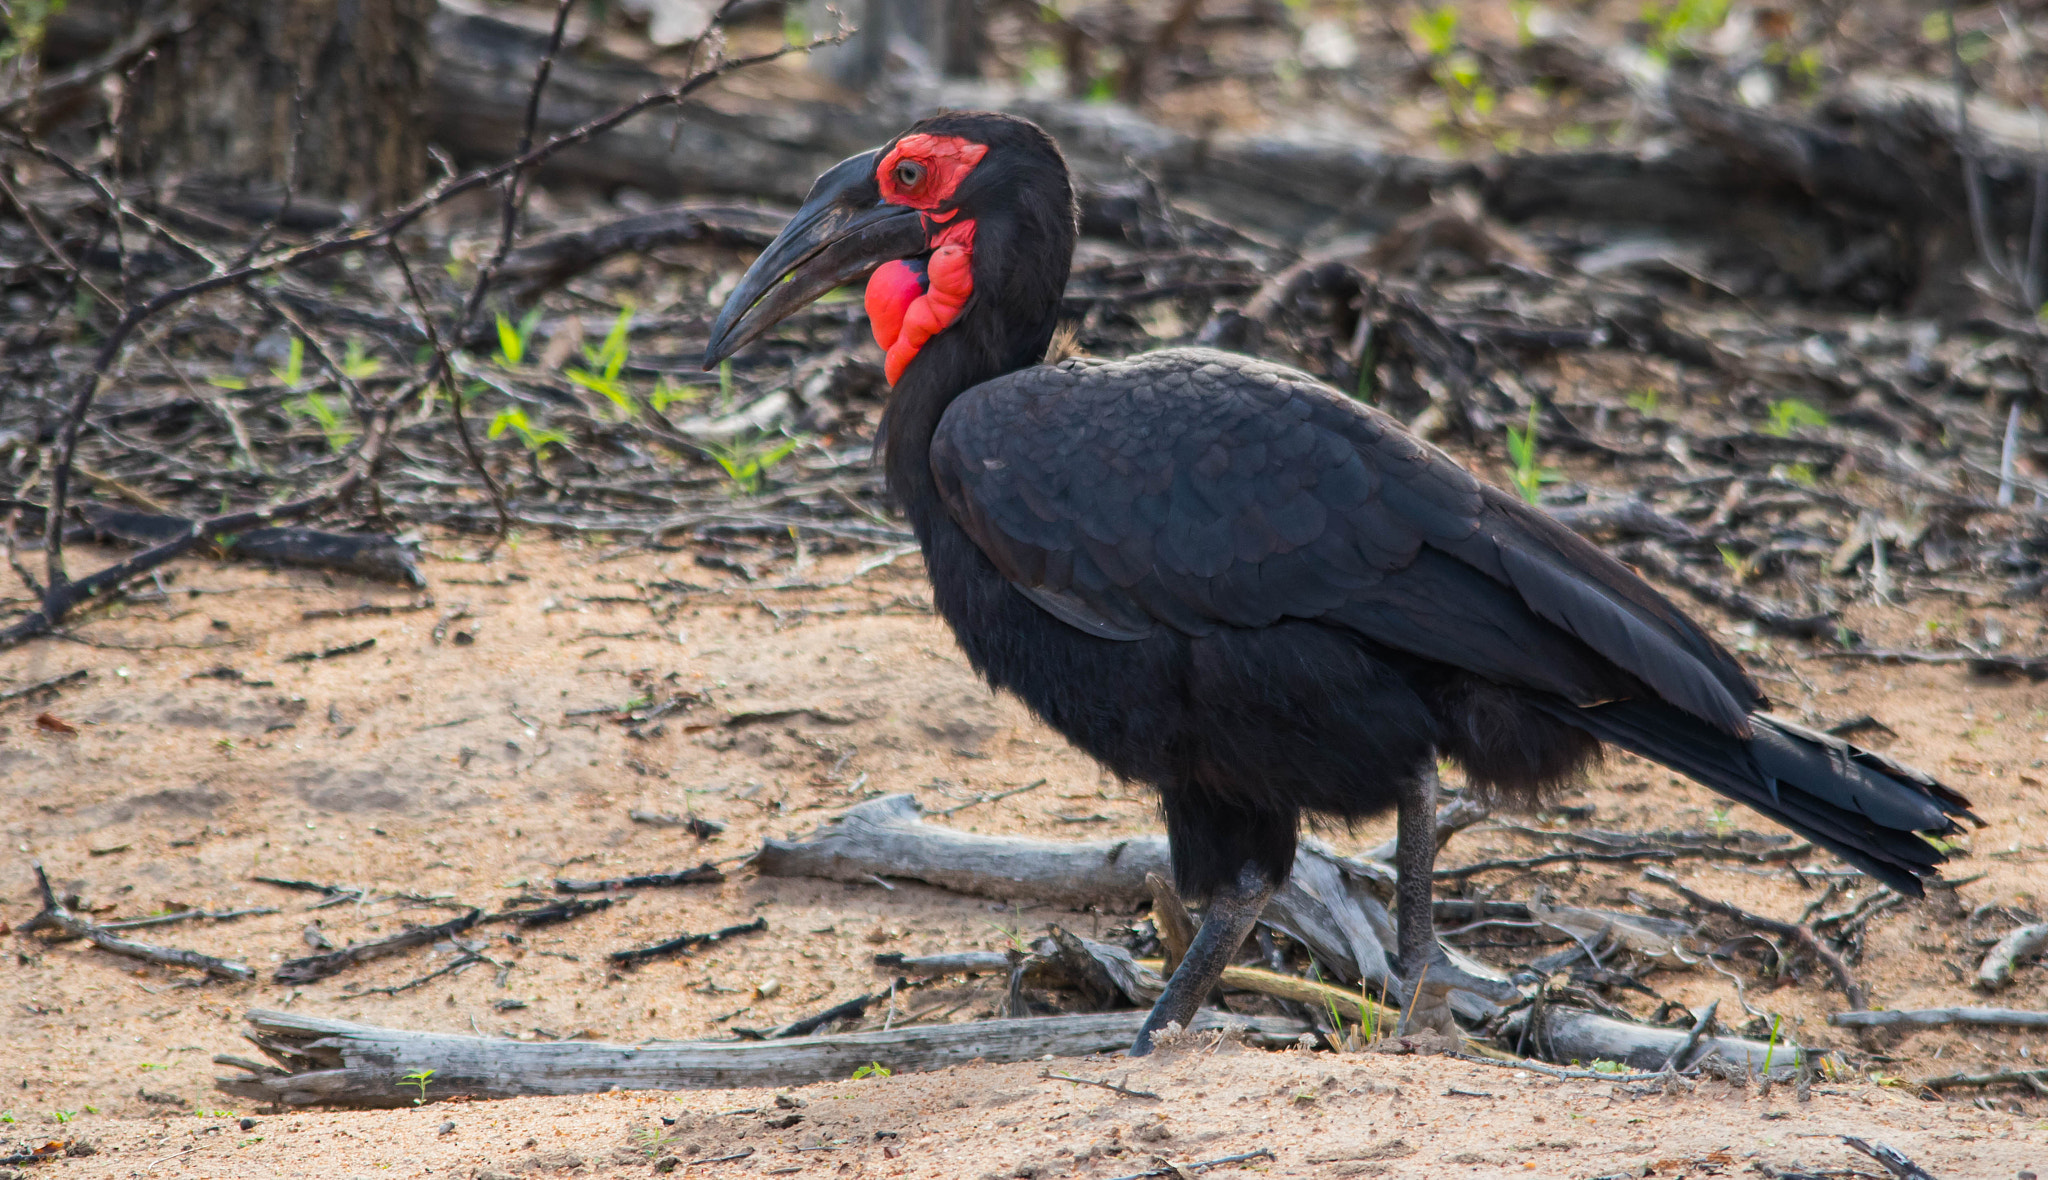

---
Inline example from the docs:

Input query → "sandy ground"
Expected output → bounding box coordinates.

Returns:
[2,537,2045,1178]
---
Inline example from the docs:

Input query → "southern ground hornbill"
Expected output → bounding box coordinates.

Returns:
[705,112,1979,1053]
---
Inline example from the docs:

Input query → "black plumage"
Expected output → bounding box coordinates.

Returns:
[706,111,1979,1052]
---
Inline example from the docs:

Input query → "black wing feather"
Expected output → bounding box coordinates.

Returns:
[930,348,1760,733]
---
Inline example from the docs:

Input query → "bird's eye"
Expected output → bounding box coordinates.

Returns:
[893,160,927,189]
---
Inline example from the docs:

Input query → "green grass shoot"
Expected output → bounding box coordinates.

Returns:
[708,432,801,496]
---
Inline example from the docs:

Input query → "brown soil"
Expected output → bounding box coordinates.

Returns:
[2,538,2045,1179]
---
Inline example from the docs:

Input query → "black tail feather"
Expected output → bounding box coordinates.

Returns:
[1534,697,1978,896]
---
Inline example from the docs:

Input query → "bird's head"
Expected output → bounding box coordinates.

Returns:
[703,112,1075,388]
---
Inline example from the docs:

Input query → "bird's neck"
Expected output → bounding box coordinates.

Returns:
[881,326,1011,539]
[881,291,1059,539]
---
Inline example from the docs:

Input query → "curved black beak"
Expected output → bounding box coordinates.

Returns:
[702,149,928,369]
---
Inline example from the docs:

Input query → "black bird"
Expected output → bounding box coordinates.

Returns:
[704,112,1978,1052]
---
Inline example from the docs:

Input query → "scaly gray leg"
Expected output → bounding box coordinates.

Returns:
[1395,760,1515,1035]
[1128,861,1276,1057]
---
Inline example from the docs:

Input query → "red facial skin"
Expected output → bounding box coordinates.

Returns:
[866,134,987,384]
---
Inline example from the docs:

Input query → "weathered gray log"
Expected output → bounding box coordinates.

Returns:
[755,793,1167,908]
[1829,1008,2048,1031]
[1504,1005,1803,1074]
[215,1007,1311,1107]
[755,794,1514,1019]
[1977,922,2048,991]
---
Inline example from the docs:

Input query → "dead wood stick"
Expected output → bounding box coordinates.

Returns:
[340,951,493,999]
[1829,1007,2048,1031]
[480,897,614,927]
[101,906,279,930]
[1038,1069,1160,1099]
[1132,960,1399,1027]
[0,668,88,705]
[1644,867,1866,1009]
[1839,1135,1940,1180]
[609,916,766,967]
[1145,871,1196,975]
[21,863,254,981]
[1662,998,1719,1072]
[628,810,725,838]
[274,908,482,985]
[1436,848,1676,880]
[735,991,877,1040]
[214,1007,1313,1106]
[1102,1148,1275,1180]
[1977,922,2048,990]
[872,951,1012,977]
[1919,1067,2048,1092]
[1805,648,2048,680]
[554,864,724,893]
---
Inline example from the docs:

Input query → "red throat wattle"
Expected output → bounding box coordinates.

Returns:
[866,133,987,385]
[866,220,975,385]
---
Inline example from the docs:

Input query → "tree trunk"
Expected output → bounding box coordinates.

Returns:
[111,0,433,211]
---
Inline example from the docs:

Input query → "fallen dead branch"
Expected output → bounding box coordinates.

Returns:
[273,908,482,985]
[0,668,88,705]
[22,863,253,982]
[1977,922,2048,990]
[1811,648,2048,680]
[554,864,724,893]
[214,1007,1312,1106]
[1103,1149,1275,1180]
[1038,1069,1160,1099]
[608,916,767,968]
[1918,1067,2048,1093]
[1829,1008,2048,1031]
[1644,867,1867,1009]
[1839,1136,1940,1180]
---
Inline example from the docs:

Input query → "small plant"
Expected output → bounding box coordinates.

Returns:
[0,1111,14,1123]
[850,1061,892,1079]
[1504,403,1558,504]
[287,391,355,452]
[50,1110,75,1124]
[1716,545,1753,583]
[1,1,69,67]
[1640,0,1731,62]
[649,375,699,413]
[1762,398,1828,437]
[707,432,801,496]
[1761,1014,1783,1074]
[1588,1059,1629,1075]
[270,335,307,388]
[1781,462,1817,487]
[494,307,545,367]
[340,339,384,380]
[566,305,638,419]
[1624,388,1660,417]
[192,1109,235,1119]
[1708,805,1734,839]
[400,1068,435,1106]
[489,408,570,459]
[1410,4,1458,56]
[140,1063,168,1071]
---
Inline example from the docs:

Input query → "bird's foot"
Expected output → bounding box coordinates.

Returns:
[1394,948,1519,1037]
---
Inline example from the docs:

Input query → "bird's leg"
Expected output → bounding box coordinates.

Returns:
[1128,861,1275,1057]
[1394,760,1515,1036]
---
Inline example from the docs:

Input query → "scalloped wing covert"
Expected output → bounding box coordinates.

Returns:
[929,349,1764,736]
